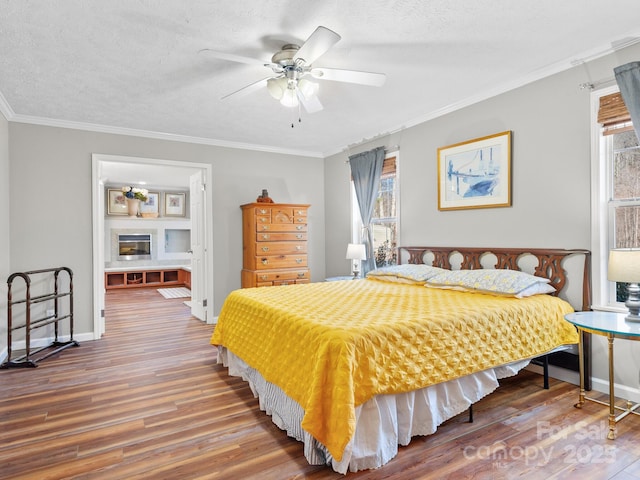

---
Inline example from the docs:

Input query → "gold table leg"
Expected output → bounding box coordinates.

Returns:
[607,334,616,440]
[575,328,585,409]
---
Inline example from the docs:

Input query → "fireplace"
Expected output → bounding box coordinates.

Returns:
[117,234,152,260]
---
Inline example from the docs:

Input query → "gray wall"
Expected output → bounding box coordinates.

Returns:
[6,124,325,343]
[0,112,9,356]
[325,41,640,400]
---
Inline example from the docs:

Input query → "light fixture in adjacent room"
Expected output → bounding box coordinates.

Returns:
[346,243,367,279]
[608,248,640,322]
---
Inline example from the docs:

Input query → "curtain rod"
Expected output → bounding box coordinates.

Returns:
[344,145,400,162]
[579,76,615,91]
[344,145,400,163]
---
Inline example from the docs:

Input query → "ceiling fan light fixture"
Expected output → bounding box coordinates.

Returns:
[280,87,299,108]
[267,77,286,100]
[297,78,319,99]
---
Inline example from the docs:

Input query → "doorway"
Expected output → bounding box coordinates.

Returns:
[91,154,214,339]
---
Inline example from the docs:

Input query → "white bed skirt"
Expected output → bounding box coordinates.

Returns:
[217,346,529,474]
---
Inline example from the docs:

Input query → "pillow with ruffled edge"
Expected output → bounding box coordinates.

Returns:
[366,264,447,284]
[425,269,556,298]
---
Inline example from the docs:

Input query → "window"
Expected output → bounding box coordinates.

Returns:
[593,88,640,309]
[351,153,399,267]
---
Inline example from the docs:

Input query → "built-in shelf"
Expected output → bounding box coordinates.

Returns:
[105,268,190,290]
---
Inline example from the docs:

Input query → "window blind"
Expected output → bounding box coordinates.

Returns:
[598,92,634,135]
[381,156,396,177]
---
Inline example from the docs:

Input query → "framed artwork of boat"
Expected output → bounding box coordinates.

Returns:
[437,131,512,211]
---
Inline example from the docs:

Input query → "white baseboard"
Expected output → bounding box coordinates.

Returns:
[208,315,218,325]
[591,377,640,404]
[526,363,640,404]
[1,332,95,363]
[526,363,580,387]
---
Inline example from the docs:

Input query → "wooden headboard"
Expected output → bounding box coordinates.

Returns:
[398,246,592,312]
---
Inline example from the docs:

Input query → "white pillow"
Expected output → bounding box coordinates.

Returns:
[425,269,556,298]
[366,264,447,284]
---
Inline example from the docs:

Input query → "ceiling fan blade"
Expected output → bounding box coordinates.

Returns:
[199,49,272,67]
[310,67,386,87]
[294,26,341,64]
[221,77,270,100]
[297,90,324,113]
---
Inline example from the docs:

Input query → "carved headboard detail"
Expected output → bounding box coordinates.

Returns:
[398,246,592,312]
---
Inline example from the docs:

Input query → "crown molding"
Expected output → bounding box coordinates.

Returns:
[0,90,15,121]
[6,112,323,158]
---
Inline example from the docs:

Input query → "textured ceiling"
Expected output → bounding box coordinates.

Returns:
[1,1,640,157]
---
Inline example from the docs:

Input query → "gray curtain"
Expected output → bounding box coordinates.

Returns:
[349,146,385,276]
[614,61,640,140]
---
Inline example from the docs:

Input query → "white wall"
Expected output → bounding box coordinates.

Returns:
[7,124,325,341]
[0,111,9,360]
[324,42,640,401]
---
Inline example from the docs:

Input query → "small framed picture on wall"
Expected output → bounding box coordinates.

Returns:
[107,189,128,215]
[164,192,186,217]
[140,192,159,217]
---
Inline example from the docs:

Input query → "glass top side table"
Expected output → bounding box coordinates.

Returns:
[564,311,640,440]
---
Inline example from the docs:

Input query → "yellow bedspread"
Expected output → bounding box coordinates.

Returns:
[210,279,577,461]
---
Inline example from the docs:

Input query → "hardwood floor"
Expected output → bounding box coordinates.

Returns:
[2,288,640,479]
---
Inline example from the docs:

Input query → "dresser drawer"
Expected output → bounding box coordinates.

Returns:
[272,208,294,223]
[254,269,310,283]
[254,207,272,216]
[255,255,307,269]
[256,232,307,242]
[255,242,307,255]
[293,207,308,217]
[256,223,307,233]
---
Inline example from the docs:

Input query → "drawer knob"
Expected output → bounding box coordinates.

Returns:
[262,234,270,240]
[296,234,303,239]
[297,210,304,215]
[260,218,267,223]
[260,275,268,280]
[297,272,305,278]
[262,247,269,252]
[296,245,302,251]
[259,209,267,214]
[262,259,268,265]
[262,225,269,230]
[296,258,303,264]
[296,225,303,230]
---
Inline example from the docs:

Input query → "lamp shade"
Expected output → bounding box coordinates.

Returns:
[267,77,286,100]
[346,243,367,261]
[280,87,299,108]
[608,248,640,282]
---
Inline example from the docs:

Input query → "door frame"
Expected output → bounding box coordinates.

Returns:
[91,154,214,339]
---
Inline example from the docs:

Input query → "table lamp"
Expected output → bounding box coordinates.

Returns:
[346,243,367,279]
[608,248,640,322]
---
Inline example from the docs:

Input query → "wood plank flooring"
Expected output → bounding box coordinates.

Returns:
[2,287,640,479]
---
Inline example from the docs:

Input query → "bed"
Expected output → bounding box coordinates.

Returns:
[210,246,591,473]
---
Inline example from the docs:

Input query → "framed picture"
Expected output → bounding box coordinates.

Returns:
[107,189,128,215]
[437,131,512,211]
[164,192,186,217]
[139,192,159,216]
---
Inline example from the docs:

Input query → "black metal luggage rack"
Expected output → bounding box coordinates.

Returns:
[1,267,79,369]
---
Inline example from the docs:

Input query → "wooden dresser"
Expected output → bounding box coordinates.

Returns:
[241,202,310,288]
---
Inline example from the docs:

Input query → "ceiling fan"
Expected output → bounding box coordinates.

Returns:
[201,26,386,116]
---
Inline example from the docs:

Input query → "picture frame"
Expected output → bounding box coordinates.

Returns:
[164,192,186,217]
[139,192,159,216]
[437,130,512,211]
[107,189,128,215]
